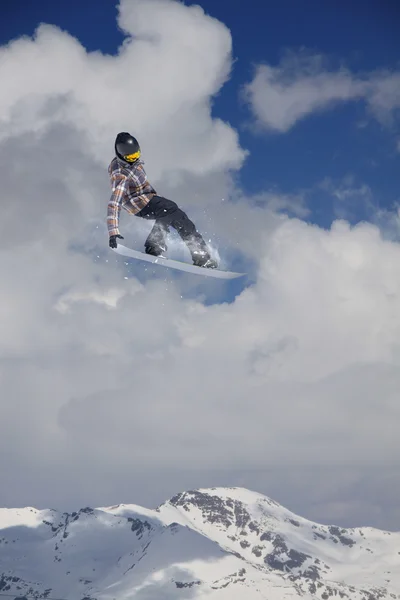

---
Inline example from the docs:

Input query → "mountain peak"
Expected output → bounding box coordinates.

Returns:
[159,486,302,533]
[2,487,399,600]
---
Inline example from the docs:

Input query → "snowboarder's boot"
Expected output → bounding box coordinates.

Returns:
[145,242,167,256]
[144,221,170,256]
[191,248,218,269]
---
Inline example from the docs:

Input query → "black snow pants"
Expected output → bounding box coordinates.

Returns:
[137,195,208,256]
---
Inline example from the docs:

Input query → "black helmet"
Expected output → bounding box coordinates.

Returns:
[115,132,141,164]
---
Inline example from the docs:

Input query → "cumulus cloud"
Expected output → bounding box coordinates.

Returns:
[0,0,245,180]
[242,52,400,132]
[1,0,400,531]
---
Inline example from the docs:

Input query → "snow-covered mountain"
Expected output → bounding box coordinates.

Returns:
[1,487,399,600]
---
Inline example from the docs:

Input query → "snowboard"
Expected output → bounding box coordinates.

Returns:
[112,244,245,279]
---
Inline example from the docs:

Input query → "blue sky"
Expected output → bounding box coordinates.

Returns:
[2,0,399,231]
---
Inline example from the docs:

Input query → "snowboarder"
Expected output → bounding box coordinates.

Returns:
[107,132,218,268]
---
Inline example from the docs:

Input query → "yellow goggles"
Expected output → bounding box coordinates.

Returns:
[123,150,141,163]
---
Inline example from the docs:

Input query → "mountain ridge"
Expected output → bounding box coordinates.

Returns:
[1,487,399,600]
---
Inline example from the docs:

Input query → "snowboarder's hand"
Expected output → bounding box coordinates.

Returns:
[109,234,124,248]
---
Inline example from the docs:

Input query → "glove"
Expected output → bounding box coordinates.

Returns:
[109,234,124,248]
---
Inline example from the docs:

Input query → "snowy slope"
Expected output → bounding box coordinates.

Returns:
[1,487,399,600]
[155,488,400,597]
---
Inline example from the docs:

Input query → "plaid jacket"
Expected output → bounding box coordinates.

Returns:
[107,157,156,236]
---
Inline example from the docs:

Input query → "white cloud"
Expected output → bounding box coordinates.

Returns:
[318,176,400,240]
[0,0,245,179]
[1,0,400,530]
[242,52,400,132]
[366,70,400,124]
